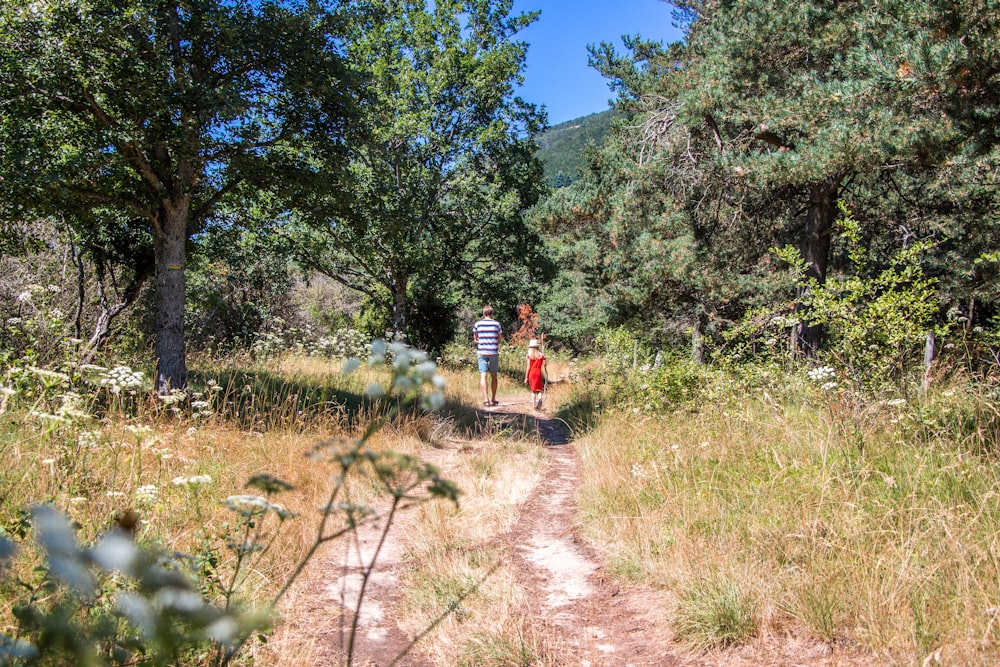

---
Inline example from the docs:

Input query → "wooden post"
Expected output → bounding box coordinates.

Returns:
[922,331,935,393]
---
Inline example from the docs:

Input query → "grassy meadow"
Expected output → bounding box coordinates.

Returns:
[2,344,999,666]
[567,363,1000,665]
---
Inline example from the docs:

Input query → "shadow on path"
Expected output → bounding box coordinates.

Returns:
[464,399,572,447]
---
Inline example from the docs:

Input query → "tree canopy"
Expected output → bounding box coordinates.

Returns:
[0,0,352,391]
[282,0,552,348]
[533,0,1000,362]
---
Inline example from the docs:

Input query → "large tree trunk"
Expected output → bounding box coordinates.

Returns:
[795,176,842,355]
[153,202,189,394]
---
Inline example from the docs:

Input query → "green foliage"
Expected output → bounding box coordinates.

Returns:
[538,0,1000,362]
[185,226,295,353]
[284,0,551,342]
[535,110,617,187]
[590,328,708,412]
[0,0,353,391]
[0,284,79,371]
[787,202,943,390]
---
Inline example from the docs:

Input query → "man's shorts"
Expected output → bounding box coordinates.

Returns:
[478,354,499,373]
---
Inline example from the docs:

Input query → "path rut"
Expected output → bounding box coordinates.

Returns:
[329,399,680,666]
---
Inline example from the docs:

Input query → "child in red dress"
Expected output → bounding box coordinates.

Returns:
[524,339,547,410]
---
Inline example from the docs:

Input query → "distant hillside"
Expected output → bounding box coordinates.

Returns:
[535,109,617,188]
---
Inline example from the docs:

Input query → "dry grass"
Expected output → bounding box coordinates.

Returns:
[0,354,449,650]
[573,377,1000,662]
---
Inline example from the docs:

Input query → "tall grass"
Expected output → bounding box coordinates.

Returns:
[0,351,461,664]
[573,367,1000,663]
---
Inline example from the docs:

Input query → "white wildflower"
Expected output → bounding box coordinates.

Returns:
[125,424,155,443]
[27,366,70,384]
[55,392,90,420]
[135,485,158,503]
[30,410,71,423]
[172,474,212,487]
[100,366,145,393]
[222,494,294,519]
[807,366,836,383]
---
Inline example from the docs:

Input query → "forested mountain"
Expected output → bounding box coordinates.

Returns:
[535,109,616,187]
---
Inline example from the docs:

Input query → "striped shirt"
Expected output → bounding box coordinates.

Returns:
[474,318,502,355]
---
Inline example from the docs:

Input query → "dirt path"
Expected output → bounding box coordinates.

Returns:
[268,394,880,667]
[274,395,681,666]
[501,408,681,666]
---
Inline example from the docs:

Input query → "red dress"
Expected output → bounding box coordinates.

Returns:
[527,355,545,392]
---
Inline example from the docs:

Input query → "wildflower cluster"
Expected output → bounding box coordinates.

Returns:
[172,474,213,488]
[157,389,187,414]
[807,366,837,391]
[191,399,213,418]
[249,318,378,361]
[99,366,145,394]
[135,484,158,504]
[26,366,70,387]
[314,328,369,359]
[222,494,295,520]
[55,391,90,420]
[77,430,100,448]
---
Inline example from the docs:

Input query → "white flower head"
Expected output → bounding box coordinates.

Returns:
[135,484,158,503]
[807,366,837,383]
[172,474,212,488]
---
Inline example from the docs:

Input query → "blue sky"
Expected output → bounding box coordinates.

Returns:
[512,0,684,126]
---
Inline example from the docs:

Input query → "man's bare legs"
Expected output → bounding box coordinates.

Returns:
[480,371,498,405]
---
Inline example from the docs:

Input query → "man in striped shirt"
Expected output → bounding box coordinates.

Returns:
[473,305,503,406]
